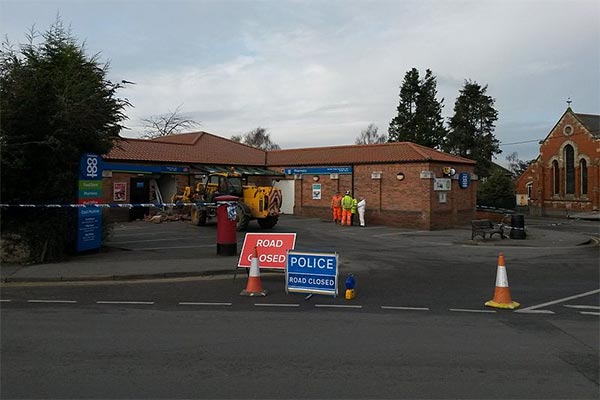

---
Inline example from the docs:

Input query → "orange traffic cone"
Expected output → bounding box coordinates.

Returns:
[240,247,267,297]
[485,253,520,309]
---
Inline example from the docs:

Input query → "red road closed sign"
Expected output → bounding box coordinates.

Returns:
[238,233,297,269]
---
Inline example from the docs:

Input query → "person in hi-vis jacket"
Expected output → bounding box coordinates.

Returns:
[341,190,353,226]
[330,191,342,224]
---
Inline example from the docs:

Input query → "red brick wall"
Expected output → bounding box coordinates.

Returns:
[516,111,599,215]
[270,162,477,230]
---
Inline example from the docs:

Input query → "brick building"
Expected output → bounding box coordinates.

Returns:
[267,143,476,229]
[515,108,599,216]
[103,131,478,229]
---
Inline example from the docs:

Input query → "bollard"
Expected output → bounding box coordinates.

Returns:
[215,195,238,256]
[509,214,526,239]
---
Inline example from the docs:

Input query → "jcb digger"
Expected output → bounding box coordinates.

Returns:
[174,170,282,231]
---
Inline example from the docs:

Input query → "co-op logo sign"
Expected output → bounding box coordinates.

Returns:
[80,153,103,181]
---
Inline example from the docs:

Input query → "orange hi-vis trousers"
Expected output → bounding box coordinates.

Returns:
[332,207,342,222]
[341,209,352,226]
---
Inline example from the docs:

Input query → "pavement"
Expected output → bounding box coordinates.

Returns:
[1,216,598,284]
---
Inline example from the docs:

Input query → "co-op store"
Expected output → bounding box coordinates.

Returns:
[101,131,477,229]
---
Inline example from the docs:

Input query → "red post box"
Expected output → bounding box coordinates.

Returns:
[215,195,238,256]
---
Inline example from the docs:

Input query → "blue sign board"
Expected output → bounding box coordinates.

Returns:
[103,162,190,174]
[286,251,338,296]
[284,166,352,175]
[458,172,471,189]
[79,153,104,180]
[77,207,103,252]
[77,153,103,252]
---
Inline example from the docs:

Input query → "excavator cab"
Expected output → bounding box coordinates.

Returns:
[206,173,244,199]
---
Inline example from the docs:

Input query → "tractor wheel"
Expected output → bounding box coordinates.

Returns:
[191,207,201,226]
[257,216,278,229]
[236,204,251,231]
[191,208,208,226]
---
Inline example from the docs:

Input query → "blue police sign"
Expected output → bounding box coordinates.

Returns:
[458,172,471,189]
[286,251,338,296]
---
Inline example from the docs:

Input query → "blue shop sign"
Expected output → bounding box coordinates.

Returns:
[77,207,102,252]
[79,153,103,180]
[284,166,352,175]
[103,162,190,174]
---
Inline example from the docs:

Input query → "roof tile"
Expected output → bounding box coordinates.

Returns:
[105,131,266,165]
[266,142,475,166]
[105,132,475,166]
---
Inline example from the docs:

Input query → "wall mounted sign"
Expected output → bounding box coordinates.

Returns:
[433,178,451,191]
[113,182,127,202]
[103,162,189,174]
[458,173,471,189]
[312,183,322,200]
[284,166,352,175]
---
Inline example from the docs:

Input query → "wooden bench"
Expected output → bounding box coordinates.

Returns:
[471,219,506,240]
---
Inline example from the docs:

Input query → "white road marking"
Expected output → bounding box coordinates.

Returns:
[449,308,496,313]
[580,311,600,316]
[515,310,555,314]
[563,305,600,310]
[0,299,12,302]
[254,303,300,307]
[108,237,202,244]
[178,302,232,306]
[110,232,206,238]
[381,306,429,311]
[96,301,154,305]
[315,304,363,309]
[127,245,215,250]
[515,289,600,313]
[27,299,77,304]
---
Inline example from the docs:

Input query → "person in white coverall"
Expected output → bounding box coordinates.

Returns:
[357,196,366,227]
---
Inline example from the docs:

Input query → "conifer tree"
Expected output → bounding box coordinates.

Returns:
[1,19,130,262]
[444,80,500,177]
[388,68,446,148]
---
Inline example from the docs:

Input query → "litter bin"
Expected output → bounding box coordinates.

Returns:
[215,195,238,256]
[509,214,526,239]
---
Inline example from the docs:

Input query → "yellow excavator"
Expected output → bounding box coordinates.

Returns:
[173,170,282,231]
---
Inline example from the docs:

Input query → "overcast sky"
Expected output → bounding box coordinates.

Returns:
[2,0,599,165]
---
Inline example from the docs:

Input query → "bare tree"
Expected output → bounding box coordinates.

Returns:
[355,124,387,144]
[505,152,532,177]
[230,127,280,150]
[141,104,200,138]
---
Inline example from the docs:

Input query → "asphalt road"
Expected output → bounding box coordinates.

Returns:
[1,215,598,399]
[2,306,598,399]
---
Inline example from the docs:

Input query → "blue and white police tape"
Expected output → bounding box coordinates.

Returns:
[0,202,205,209]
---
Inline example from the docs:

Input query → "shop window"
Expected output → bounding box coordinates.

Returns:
[552,160,559,195]
[580,159,588,195]
[564,145,575,194]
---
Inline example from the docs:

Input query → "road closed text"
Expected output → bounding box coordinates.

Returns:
[246,253,286,263]
[288,276,335,286]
